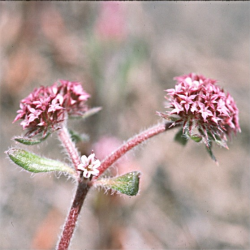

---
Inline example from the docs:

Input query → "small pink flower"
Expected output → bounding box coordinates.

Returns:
[158,73,241,148]
[77,153,101,178]
[13,80,90,137]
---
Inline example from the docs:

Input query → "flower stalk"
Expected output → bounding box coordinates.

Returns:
[95,121,178,179]
[58,126,81,173]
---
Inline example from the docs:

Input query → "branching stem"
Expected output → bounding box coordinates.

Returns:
[57,121,178,249]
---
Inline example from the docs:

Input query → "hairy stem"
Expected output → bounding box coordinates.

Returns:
[58,126,81,172]
[57,125,90,250]
[57,121,177,249]
[95,122,177,178]
[57,181,90,250]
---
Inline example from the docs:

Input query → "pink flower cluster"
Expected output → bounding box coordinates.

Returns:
[13,80,90,137]
[159,73,240,147]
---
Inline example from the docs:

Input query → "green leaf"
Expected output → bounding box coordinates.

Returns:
[69,130,89,143]
[70,107,102,120]
[95,171,141,196]
[81,107,102,119]
[205,144,219,165]
[174,129,188,146]
[14,133,50,145]
[6,148,75,175]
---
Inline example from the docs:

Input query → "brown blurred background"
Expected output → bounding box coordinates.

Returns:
[0,2,249,249]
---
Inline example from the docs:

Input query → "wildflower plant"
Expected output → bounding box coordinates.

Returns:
[6,74,240,249]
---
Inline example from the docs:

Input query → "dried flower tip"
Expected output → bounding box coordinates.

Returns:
[77,153,101,178]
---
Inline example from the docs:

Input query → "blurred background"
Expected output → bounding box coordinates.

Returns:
[0,2,249,249]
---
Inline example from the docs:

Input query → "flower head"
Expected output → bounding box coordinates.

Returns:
[13,80,90,137]
[77,153,101,179]
[158,73,240,148]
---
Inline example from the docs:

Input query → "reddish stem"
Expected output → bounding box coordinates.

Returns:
[95,122,177,179]
[57,181,90,250]
[57,121,177,249]
[58,126,81,171]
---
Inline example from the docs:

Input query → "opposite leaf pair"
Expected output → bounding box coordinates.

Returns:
[6,146,141,196]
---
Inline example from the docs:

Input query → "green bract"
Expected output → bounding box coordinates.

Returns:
[174,129,188,146]
[14,133,50,145]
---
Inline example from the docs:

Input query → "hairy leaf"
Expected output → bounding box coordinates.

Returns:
[6,148,75,175]
[95,171,141,196]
